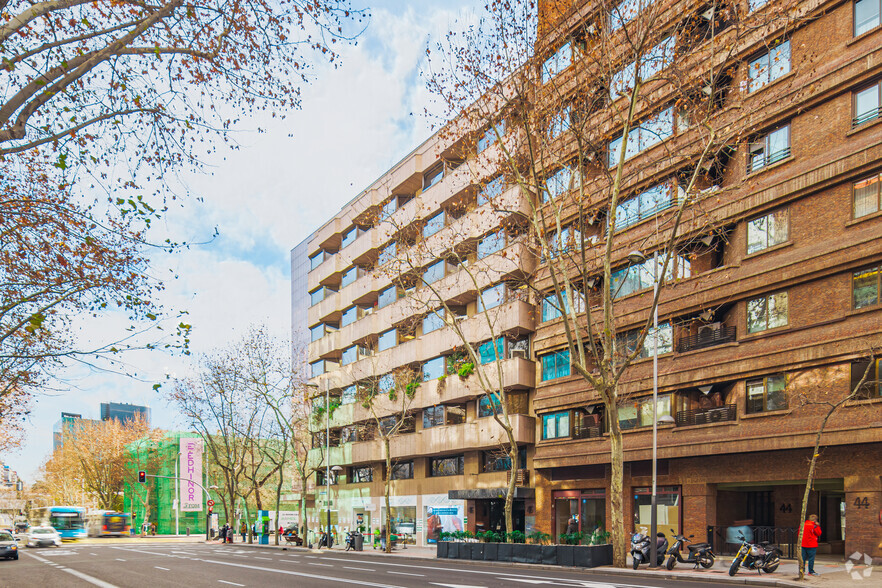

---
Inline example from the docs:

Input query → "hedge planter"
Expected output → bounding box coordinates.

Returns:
[437,542,612,568]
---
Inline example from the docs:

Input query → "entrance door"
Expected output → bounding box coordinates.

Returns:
[746,491,774,526]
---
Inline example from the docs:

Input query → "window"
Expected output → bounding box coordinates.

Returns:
[854,174,882,218]
[341,266,359,288]
[608,108,674,166]
[479,284,505,311]
[748,125,790,172]
[310,360,324,378]
[478,231,505,259]
[378,329,397,352]
[542,41,572,83]
[747,209,789,254]
[478,393,503,417]
[851,359,881,398]
[610,37,675,99]
[619,394,672,429]
[478,175,505,206]
[341,306,357,327]
[309,288,325,307]
[855,80,882,126]
[746,375,787,413]
[423,260,446,285]
[389,461,414,480]
[542,411,571,439]
[423,404,466,428]
[310,251,327,270]
[541,291,585,322]
[478,121,506,152]
[747,291,789,333]
[423,211,445,238]
[541,349,571,381]
[430,455,464,477]
[315,470,339,486]
[341,228,356,249]
[616,322,673,360]
[422,356,445,381]
[483,448,527,472]
[749,0,768,10]
[614,182,683,231]
[610,0,642,31]
[546,225,581,259]
[543,166,576,201]
[853,265,881,309]
[748,40,790,93]
[610,253,691,299]
[377,285,397,309]
[478,338,505,364]
[378,243,396,266]
[351,466,373,483]
[855,0,881,36]
[423,309,445,334]
[549,106,572,139]
[340,425,358,444]
[341,385,357,405]
[423,163,444,191]
[310,324,326,342]
[342,345,357,366]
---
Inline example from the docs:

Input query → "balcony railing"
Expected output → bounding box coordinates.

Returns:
[506,468,530,487]
[676,325,736,353]
[573,423,604,439]
[675,404,737,427]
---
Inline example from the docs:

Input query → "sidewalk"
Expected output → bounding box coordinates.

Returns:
[224,541,873,587]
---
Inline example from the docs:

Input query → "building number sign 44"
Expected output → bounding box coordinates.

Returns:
[853,497,871,509]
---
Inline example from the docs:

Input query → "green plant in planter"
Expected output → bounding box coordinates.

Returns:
[457,362,474,378]
[528,530,551,544]
[587,526,611,545]
[506,530,526,544]
[559,532,582,545]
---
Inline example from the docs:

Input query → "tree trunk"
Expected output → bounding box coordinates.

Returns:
[299,473,309,545]
[274,479,283,546]
[503,433,518,539]
[608,413,627,567]
[384,437,392,554]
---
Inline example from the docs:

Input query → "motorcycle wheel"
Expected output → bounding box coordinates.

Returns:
[632,555,641,570]
[665,556,676,570]
[699,554,715,569]
[764,557,780,574]
[728,555,742,577]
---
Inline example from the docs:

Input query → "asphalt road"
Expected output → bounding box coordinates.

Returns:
[1,542,736,588]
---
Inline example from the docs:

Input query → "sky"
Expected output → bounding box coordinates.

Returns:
[5,0,484,482]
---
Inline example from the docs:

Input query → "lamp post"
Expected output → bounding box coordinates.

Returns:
[328,465,343,547]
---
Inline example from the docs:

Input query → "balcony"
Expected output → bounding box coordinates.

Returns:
[675,404,737,427]
[676,325,736,353]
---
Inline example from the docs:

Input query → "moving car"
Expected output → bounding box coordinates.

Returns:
[0,531,19,560]
[25,526,62,548]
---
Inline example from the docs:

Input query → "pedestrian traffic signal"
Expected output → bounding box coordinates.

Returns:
[208,506,213,514]
[138,470,146,483]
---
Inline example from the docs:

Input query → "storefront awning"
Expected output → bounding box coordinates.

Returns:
[447,487,534,500]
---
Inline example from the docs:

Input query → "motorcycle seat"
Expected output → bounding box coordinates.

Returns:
[687,543,710,551]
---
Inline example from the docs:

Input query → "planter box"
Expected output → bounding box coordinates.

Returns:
[436,542,612,568]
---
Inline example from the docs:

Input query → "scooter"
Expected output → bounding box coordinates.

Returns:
[665,533,715,569]
[344,531,360,551]
[630,532,668,569]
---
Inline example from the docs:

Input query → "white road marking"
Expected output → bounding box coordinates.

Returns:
[498,580,548,585]
[344,566,376,571]
[218,582,245,587]
[115,558,126,561]
[388,571,425,577]
[155,566,170,571]
[431,584,486,588]
[197,558,406,588]
[25,551,120,588]
[252,556,272,560]
[309,562,333,566]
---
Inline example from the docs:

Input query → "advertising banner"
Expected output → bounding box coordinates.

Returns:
[179,437,204,512]
[425,505,464,543]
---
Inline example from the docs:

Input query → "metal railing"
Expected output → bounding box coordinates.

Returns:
[675,404,737,427]
[677,325,736,353]
[707,526,797,559]
[573,424,604,439]
[853,107,880,127]
[748,147,791,174]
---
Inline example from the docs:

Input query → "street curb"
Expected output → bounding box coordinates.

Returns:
[217,542,802,586]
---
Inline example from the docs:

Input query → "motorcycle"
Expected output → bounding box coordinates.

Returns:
[665,533,715,570]
[630,532,668,570]
[317,531,333,549]
[728,534,782,576]
[344,531,360,551]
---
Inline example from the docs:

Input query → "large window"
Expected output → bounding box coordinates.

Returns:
[608,108,674,166]
[610,253,691,299]
[854,174,882,218]
[377,285,397,309]
[342,345,357,366]
[542,411,570,439]
[478,121,506,152]
[310,360,324,378]
[483,448,527,472]
[478,175,505,206]
[855,80,881,127]
[543,166,576,202]
[541,291,585,322]
[478,393,503,417]
[341,266,357,288]
[479,284,505,311]
[423,163,444,191]
[746,375,787,413]
[423,309,445,334]
[541,349,571,381]
[351,466,373,483]
[545,225,581,259]
[748,40,791,93]
[855,0,881,36]
[341,227,356,249]
[423,211,445,238]
[853,265,881,309]
[478,231,505,259]
[389,461,414,480]
[423,405,466,428]
[341,306,357,327]
[378,329,397,352]
[747,291,789,333]
[615,182,683,231]
[422,356,446,381]
[619,394,672,429]
[852,358,882,398]
[310,251,327,270]
[610,36,675,99]
[341,385,357,405]
[423,260,446,285]
[747,209,789,254]
[542,42,572,83]
[616,323,673,360]
[310,287,331,307]
[430,455,464,477]
[378,243,396,266]
[549,105,572,139]
[478,338,505,364]
[610,0,642,31]
[310,324,326,342]
[749,125,790,172]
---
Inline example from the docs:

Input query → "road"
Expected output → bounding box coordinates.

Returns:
[1,542,736,588]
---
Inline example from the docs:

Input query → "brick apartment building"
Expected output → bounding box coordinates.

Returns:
[294,0,882,558]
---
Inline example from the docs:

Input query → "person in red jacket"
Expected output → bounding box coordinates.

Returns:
[801,515,822,576]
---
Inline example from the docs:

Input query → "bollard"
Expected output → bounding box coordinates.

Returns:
[186,527,190,537]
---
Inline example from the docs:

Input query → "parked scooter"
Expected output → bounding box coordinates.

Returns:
[728,534,782,576]
[344,531,360,551]
[665,533,715,570]
[317,531,333,549]
[630,532,668,569]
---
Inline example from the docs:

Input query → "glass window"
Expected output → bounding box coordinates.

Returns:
[608,108,674,166]
[855,81,882,126]
[310,251,326,270]
[310,288,325,307]
[378,329,397,352]
[477,231,505,259]
[749,0,768,10]
[542,294,563,322]
[423,211,445,238]
[541,349,571,381]
[423,356,445,381]
[483,448,526,472]
[542,41,572,83]
[377,286,397,309]
[852,358,882,398]
[747,291,789,333]
[341,385,357,405]
[478,338,505,364]
[478,121,506,152]
[633,486,681,543]
[479,393,503,417]
[549,105,572,139]
[378,243,396,266]
[446,404,466,424]
[341,228,356,249]
[747,209,789,254]
[341,306,357,327]
[543,166,574,202]
[616,322,673,360]
[546,225,581,259]
[748,40,791,93]
[351,466,373,483]
[310,361,324,378]
[855,0,881,36]
[423,164,444,191]
[380,198,397,220]
[341,266,358,288]
[610,37,674,99]
[610,0,641,30]
[423,309,445,334]
[390,461,414,480]
[749,125,790,173]
[430,455,464,476]
[310,324,325,342]
[542,411,571,439]
[853,265,881,309]
[746,375,787,413]
[610,253,691,299]
[342,345,357,366]
[614,182,682,230]
[479,284,505,311]
[423,405,445,429]
[423,260,446,285]
[854,174,882,218]
[478,175,505,206]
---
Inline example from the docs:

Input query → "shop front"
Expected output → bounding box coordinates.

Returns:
[552,488,606,540]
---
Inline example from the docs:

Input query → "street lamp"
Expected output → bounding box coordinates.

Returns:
[329,465,343,547]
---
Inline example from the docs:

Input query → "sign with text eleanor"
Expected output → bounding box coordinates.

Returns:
[179,438,204,512]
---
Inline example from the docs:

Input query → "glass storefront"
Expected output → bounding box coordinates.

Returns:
[381,506,417,544]
[553,489,606,540]
[633,485,681,546]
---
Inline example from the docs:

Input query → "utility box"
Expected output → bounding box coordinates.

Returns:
[354,533,364,551]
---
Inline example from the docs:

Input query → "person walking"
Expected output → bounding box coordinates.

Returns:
[240,522,247,543]
[219,524,227,543]
[801,514,822,576]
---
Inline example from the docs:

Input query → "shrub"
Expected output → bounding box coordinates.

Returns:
[528,530,551,545]
[506,530,526,544]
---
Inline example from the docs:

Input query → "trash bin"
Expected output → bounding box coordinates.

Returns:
[354,533,364,551]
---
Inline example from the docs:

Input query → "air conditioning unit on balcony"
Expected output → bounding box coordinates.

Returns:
[697,323,722,339]
[511,349,528,359]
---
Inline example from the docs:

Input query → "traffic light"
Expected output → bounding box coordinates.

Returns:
[138,471,146,484]
[208,506,213,515]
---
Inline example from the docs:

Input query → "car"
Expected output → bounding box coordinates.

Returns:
[0,531,19,560]
[25,526,62,548]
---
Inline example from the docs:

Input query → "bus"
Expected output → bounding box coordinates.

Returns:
[87,511,131,537]
[31,506,87,540]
